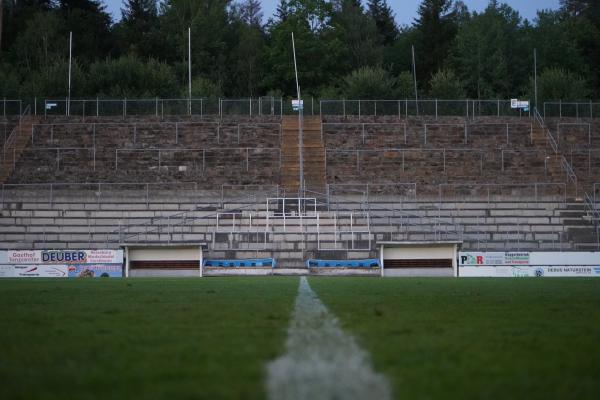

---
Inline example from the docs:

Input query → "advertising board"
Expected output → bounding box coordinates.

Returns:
[0,250,123,278]
[6,250,123,265]
[459,252,600,278]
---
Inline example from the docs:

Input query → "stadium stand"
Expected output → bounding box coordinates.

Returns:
[1,99,599,275]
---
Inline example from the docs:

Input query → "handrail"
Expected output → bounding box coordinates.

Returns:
[106,188,280,245]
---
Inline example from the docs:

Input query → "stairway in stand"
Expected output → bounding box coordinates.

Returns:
[0,116,36,184]
[280,115,326,197]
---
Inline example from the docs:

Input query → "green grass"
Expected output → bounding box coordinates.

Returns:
[2,277,600,400]
[309,278,600,400]
[0,278,297,400]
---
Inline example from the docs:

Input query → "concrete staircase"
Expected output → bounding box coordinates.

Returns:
[561,201,600,250]
[280,116,326,196]
[0,117,35,184]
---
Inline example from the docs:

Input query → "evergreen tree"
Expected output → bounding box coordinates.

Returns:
[450,2,526,98]
[115,0,159,57]
[331,0,382,71]
[58,0,113,61]
[367,0,398,45]
[236,0,262,27]
[413,0,457,87]
[229,0,266,95]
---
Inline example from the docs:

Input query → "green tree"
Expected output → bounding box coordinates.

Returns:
[396,71,415,98]
[450,2,527,98]
[228,0,266,96]
[22,59,87,97]
[342,66,397,99]
[413,0,457,87]
[367,0,398,45]
[560,0,600,91]
[188,76,222,98]
[114,0,160,58]
[428,69,465,98]
[58,0,113,61]
[159,0,231,87]
[87,55,178,97]
[330,0,382,71]
[263,0,340,96]
[532,68,589,101]
[530,10,586,76]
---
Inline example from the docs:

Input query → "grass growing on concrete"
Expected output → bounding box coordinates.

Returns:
[310,277,600,400]
[0,278,297,400]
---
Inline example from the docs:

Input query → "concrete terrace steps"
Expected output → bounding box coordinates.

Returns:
[1,194,595,252]
[0,117,37,184]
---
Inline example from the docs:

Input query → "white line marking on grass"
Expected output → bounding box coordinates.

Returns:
[267,277,391,400]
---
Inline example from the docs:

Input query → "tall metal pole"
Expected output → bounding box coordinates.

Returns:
[292,32,304,197]
[412,45,419,116]
[0,0,4,53]
[534,48,538,112]
[188,27,192,115]
[68,31,72,117]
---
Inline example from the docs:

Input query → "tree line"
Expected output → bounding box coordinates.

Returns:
[0,0,598,101]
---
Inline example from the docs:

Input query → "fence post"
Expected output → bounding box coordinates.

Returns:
[497,99,500,117]
[560,100,562,118]
[358,100,361,119]
[435,99,438,119]
[155,97,158,117]
[343,99,346,117]
[34,97,37,116]
[249,98,252,117]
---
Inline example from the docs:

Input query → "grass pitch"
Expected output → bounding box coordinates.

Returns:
[0,278,297,400]
[1,277,600,400]
[311,278,600,400]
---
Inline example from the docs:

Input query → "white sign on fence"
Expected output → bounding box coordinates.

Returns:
[292,99,304,111]
[511,99,530,110]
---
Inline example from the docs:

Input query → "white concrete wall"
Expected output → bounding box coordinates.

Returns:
[128,247,201,261]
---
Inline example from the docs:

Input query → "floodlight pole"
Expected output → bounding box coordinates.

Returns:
[534,48,538,112]
[188,27,192,115]
[292,32,304,197]
[68,31,72,116]
[412,45,419,116]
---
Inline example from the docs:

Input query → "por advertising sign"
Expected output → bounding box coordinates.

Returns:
[0,250,123,278]
[459,252,600,278]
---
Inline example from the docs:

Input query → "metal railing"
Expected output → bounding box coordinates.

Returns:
[42,97,285,118]
[326,148,485,176]
[106,188,281,245]
[30,121,282,147]
[584,192,600,249]
[438,183,567,204]
[543,101,600,119]
[320,99,530,118]
[1,100,22,117]
[0,182,204,208]
[1,104,32,168]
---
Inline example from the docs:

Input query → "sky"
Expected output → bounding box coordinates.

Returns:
[103,0,562,25]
